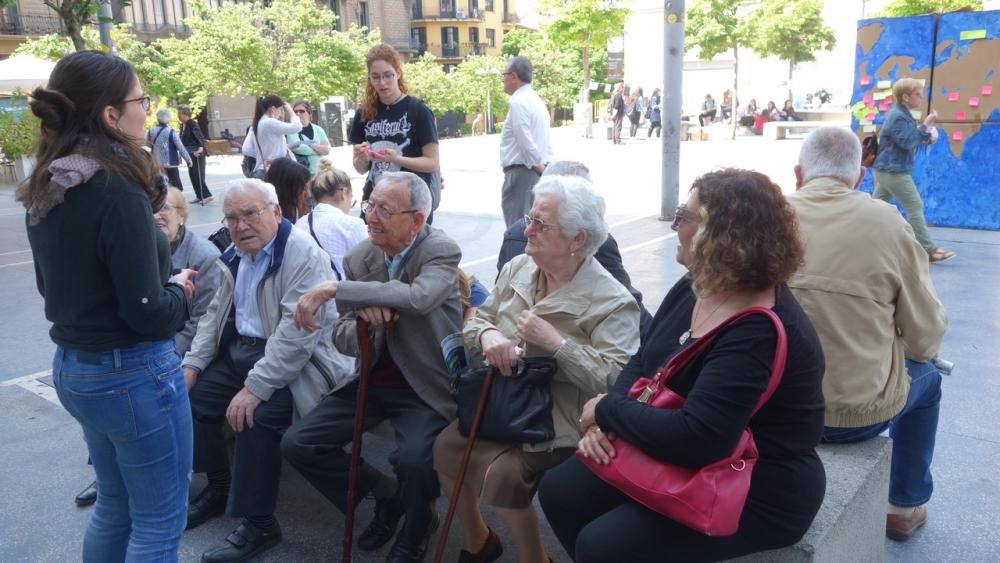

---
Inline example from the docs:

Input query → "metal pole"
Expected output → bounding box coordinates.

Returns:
[660,0,685,220]
[486,81,492,134]
[98,0,115,53]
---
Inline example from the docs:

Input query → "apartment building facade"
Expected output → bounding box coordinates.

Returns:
[410,0,517,71]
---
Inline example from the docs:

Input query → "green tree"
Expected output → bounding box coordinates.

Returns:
[156,0,375,110]
[686,0,750,138]
[450,55,509,121]
[880,0,984,16]
[541,0,628,103]
[17,0,128,52]
[403,53,459,115]
[746,0,836,82]
[500,28,542,57]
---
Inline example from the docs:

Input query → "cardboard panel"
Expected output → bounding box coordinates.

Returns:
[850,15,936,138]
[930,11,1000,124]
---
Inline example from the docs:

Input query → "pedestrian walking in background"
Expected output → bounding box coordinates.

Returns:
[179,105,214,204]
[288,100,331,175]
[350,43,440,221]
[243,94,302,179]
[872,78,953,262]
[498,55,553,226]
[609,83,626,145]
[20,50,196,561]
[647,88,662,138]
[628,86,645,139]
[148,107,191,189]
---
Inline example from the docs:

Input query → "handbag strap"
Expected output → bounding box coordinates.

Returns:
[307,211,342,280]
[650,306,788,416]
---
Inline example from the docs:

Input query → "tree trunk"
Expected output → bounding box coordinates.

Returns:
[581,46,591,104]
[731,42,739,140]
[787,59,794,105]
[67,22,86,51]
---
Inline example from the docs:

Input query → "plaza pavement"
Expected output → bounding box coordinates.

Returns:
[0,124,997,561]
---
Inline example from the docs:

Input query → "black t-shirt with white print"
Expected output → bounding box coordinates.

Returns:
[349,96,438,195]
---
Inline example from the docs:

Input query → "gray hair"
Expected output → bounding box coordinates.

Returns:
[155,108,172,124]
[225,178,279,206]
[799,127,863,186]
[532,175,608,257]
[542,160,592,182]
[378,171,432,216]
[506,56,532,83]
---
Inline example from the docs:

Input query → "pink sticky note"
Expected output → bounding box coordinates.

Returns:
[865,113,876,122]
[866,100,876,108]
[947,91,960,102]
[983,85,993,96]
[860,76,872,86]
[952,131,964,141]
[863,93,874,104]
[880,99,891,110]
[969,96,980,107]
[956,111,967,120]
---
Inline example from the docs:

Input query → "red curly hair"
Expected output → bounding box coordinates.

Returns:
[361,44,410,122]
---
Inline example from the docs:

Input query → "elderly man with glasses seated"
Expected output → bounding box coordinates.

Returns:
[180,178,355,563]
[284,171,463,563]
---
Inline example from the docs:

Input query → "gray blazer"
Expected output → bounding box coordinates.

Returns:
[171,228,220,355]
[334,225,463,420]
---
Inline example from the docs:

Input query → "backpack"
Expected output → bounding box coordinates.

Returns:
[861,134,878,167]
[405,96,442,211]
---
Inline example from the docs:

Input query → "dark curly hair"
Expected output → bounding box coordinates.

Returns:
[687,168,803,296]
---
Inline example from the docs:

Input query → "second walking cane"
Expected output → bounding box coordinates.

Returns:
[343,317,379,563]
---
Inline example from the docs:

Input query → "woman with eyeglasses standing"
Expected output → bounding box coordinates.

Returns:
[295,163,367,280]
[243,94,302,179]
[20,51,196,561]
[349,43,440,221]
[287,100,330,175]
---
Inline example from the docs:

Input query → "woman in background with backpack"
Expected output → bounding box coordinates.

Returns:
[647,88,662,139]
[627,87,645,139]
[349,43,440,221]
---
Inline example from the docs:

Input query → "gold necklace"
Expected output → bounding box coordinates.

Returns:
[679,294,731,345]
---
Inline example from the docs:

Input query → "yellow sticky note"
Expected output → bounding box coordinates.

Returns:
[862,125,876,133]
[960,29,987,40]
[911,110,922,119]
[877,80,892,89]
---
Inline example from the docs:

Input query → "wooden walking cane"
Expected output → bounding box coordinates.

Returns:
[432,365,497,563]
[343,317,377,563]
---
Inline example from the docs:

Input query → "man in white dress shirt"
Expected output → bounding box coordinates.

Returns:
[499,56,553,227]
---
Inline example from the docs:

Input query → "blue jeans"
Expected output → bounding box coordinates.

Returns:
[53,340,193,562]
[822,359,941,507]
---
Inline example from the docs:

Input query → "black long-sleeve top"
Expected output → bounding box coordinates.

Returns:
[180,119,207,151]
[27,171,189,351]
[595,276,826,538]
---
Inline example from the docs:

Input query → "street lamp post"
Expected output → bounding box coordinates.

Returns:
[476,67,500,134]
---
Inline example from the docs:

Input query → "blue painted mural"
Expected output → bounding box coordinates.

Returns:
[852,11,1000,230]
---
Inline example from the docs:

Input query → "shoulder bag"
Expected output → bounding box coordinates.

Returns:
[579,306,787,537]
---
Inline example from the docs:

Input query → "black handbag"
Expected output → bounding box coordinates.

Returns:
[454,357,557,445]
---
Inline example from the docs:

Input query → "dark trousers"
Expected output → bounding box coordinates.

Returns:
[611,114,624,143]
[187,152,213,200]
[628,111,641,138]
[164,167,184,191]
[699,110,717,126]
[648,121,661,138]
[190,338,294,518]
[282,382,449,546]
[539,457,793,563]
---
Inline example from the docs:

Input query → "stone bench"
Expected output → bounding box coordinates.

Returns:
[727,436,892,563]
[763,120,850,140]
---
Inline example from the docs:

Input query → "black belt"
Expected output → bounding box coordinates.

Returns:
[237,335,267,347]
[503,163,529,173]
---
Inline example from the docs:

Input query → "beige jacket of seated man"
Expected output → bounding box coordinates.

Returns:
[787,134,948,429]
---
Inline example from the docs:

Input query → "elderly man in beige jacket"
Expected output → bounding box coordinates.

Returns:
[787,127,948,543]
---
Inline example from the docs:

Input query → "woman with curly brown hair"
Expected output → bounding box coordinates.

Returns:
[349,43,440,218]
[538,168,827,562]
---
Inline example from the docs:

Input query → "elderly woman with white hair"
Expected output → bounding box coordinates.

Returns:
[433,175,641,563]
[147,108,192,190]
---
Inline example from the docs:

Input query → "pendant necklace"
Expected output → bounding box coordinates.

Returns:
[679,295,730,345]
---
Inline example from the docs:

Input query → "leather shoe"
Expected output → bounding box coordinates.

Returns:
[75,480,98,507]
[201,518,282,563]
[186,487,229,530]
[886,505,928,541]
[386,506,438,563]
[358,492,405,551]
[458,527,503,563]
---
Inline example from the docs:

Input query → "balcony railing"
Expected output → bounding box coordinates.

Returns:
[0,13,64,36]
[425,42,488,59]
[130,22,190,41]
[412,9,485,21]
[502,12,519,24]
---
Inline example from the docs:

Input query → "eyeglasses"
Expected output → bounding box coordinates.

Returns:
[369,72,397,83]
[222,205,273,228]
[524,214,558,232]
[670,205,701,231]
[294,109,308,114]
[362,201,418,221]
[502,71,514,77]
[154,203,175,215]
[123,94,151,112]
